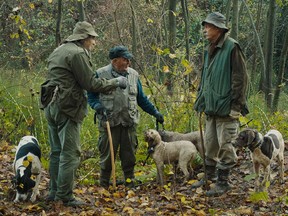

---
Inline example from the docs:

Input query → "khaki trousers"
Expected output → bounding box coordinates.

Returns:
[204,115,239,170]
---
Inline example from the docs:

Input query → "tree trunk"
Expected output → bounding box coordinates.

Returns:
[251,0,263,81]
[242,0,266,89]
[225,0,232,26]
[130,0,137,69]
[77,0,86,21]
[230,0,239,40]
[181,0,190,62]
[55,0,62,46]
[272,26,288,112]
[166,0,177,94]
[264,0,276,110]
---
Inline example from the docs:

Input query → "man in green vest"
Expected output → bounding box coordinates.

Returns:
[192,12,249,196]
[41,21,128,206]
[88,45,164,189]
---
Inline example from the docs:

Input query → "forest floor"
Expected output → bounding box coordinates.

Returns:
[0,141,287,216]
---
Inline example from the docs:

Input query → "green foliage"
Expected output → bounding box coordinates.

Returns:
[249,191,270,203]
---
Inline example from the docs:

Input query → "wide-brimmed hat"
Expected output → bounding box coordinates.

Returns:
[65,21,98,42]
[202,12,229,32]
[109,46,133,60]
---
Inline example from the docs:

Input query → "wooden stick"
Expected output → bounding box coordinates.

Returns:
[106,120,116,189]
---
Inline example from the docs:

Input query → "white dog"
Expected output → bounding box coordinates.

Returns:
[13,136,42,202]
[232,129,285,191]
[144,129,198,186]
[158,130,204,158]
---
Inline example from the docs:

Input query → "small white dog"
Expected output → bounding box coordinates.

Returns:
[144,129,198,186]
[13,136,42,202]
[232,128,285,191]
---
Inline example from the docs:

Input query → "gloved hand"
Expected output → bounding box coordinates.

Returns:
[115,76,128,89]
[154,112,164,124]
[229,109,241,119]
[94,104,106,116]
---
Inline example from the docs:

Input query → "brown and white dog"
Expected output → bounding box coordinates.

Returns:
[13,136,42,202]
[144,129,198,186]
[158,130,204,158]
[232,128,285,191]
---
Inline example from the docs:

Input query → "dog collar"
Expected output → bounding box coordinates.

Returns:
[147,146,155,154]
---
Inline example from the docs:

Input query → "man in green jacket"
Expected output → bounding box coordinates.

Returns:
[40,21,128,206]
[192,12,249,197]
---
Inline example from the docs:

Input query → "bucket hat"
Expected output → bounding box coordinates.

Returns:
[202,12,229,32]
[109,46,133,60]
[65,21,98,42]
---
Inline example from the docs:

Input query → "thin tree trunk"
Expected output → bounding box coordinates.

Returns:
[272,23,288,111]
[251,0,263,81]
[167,0,177,94]
[181,0,190,62]
[130,0,137,68]
[55,0,62,46]
[225,0,232,26]
[230,0,238,40]
[77,0,86,21]
[242,0,266,86]
[264,0,276,109]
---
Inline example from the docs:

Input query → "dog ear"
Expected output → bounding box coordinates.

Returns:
[247,130,256,145]
[262,136,273,159]
[31,137,39,145]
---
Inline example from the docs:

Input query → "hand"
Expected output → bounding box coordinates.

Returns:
[94,104,106,116]
[115,76,128,89]
[155,112,164,124]
[229,109,241,119]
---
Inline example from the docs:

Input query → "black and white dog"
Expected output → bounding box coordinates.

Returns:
[13,136,42,202]
[232,128,285,191]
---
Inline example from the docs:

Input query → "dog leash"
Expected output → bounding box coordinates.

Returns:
[240,119,253,128]
[156,120,165,131]
[143,120,165,166]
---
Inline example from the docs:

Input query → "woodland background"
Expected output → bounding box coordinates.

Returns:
[0,0,288,215]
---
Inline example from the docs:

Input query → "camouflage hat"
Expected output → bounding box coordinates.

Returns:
[109,46,133,60]
[202,12,229,32]
[65,21,98,42]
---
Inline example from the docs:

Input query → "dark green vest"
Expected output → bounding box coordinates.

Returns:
[194,37,237,116]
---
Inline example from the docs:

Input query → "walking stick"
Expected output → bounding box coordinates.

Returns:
[104,111,116,190]
[199,112,208,189]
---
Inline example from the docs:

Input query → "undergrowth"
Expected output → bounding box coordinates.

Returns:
[1,68,288,185]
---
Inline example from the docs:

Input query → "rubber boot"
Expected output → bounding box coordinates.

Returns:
[191,165,216,189]
[100,170,111,189]
[206,169,232,197]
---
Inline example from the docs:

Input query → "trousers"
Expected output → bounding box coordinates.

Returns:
[98,125,138,181]
[204,115,239,170]
[44,102,81,201]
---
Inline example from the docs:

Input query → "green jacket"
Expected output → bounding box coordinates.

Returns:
[194,36,248,116]
[41,42,119,122]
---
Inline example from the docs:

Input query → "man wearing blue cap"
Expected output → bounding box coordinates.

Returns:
[192,12,249,196]
[88,45,164,188]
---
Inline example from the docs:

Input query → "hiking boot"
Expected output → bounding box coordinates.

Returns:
[63,198,87,207]
[46,194,55,202]
[100,179,110,189]
[206,169,232,197]
[191,165,216,189]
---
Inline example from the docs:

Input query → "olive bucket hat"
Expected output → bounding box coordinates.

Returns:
[65,21,98,42]
[109,46,133,60]
[202,12,229,32]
